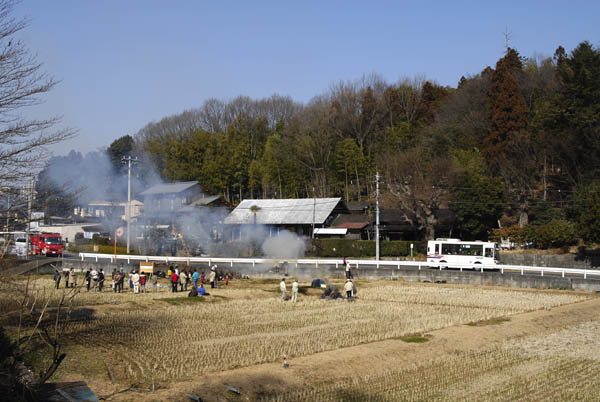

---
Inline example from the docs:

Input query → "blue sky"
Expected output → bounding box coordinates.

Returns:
[15,0,600,155]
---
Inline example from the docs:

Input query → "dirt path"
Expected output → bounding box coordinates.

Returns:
[112,296,600,402]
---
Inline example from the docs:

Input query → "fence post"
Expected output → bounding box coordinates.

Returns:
[541,268,544,277]
[562,270,565,278]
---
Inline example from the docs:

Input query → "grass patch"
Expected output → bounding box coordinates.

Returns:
[466,317,510,327]
[161,296,206,305]
[400,335,430,343]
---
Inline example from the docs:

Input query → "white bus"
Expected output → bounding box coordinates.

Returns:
[427,238,499,269]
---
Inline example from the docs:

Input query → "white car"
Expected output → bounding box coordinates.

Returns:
[15,237,27,256]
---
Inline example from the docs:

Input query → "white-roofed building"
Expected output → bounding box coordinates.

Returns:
[224,198,348,238]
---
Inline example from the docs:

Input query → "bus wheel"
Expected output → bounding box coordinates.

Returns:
[473,263,481,271]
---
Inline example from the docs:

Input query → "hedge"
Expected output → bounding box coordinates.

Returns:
[67,244,135,255]
[312,239,426,258]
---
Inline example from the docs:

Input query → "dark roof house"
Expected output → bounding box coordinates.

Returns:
[141,181,224,221]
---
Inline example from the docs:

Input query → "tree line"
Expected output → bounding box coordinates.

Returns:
[39,41,600,246]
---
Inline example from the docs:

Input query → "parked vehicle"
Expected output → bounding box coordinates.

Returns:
[30,233,63,257]
[15,237,27,256]
[427,238,498,269]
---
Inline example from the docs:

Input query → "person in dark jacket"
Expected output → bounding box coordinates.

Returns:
[85,268,91,291]
[53,268,61,289]
[98,269,105,292]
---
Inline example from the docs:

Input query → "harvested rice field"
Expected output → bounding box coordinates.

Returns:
[1,274,599,401]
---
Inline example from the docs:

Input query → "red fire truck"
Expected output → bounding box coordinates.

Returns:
[30,233,63,257]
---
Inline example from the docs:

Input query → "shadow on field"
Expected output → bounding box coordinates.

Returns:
[191,373,389,402]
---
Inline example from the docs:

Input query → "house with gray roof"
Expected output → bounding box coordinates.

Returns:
[224,198,348,237]
[140,181,225,221]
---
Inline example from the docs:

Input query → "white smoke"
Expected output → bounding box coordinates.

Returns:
[262,231,306,259]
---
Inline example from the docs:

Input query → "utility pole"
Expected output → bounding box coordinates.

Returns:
[6,194,9,231]
[25,177,34,260]
[312,187,316,239]
[122,156,138,254]
[375,172,380,261]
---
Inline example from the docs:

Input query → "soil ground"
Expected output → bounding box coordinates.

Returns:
[68,282,599,402]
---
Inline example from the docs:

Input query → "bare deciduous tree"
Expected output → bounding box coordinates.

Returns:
[383,148,455,239]
[0,0,75,185]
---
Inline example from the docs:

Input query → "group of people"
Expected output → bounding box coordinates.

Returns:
[84,267,106,292]
[167,264,230,297]
[342,257,356,301]
[278,257,357,303]
[279,277,300,302]
[53,267,76,289]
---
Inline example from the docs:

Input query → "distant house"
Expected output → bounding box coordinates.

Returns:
[74,200,143,222]
[140,181,225,225]
[331,208,456,241]
[224,198,348,238]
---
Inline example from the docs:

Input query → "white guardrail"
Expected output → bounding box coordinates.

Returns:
[78,253,600,280]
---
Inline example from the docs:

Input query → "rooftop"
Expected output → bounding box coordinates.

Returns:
[140,181,200,196]
[224,198,343,225]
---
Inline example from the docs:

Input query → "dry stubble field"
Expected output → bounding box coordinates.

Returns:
[1,274,599,401]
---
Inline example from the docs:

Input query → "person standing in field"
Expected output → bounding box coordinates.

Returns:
[113,270,122,293]
[132,270,140,294]
[180,270,188,292]
[224,274,229,286]
[118,269,125,292]
[152,273,159,292]
[345,261,352,279]
[91,266,99,290]
[192,269,199,289]
[280,278,287,301]
[111,268,116,291]
[200,271,205,284]
[53,268,61,289]
[68,268,75,288]
[184,269,191,291]
[344,279,354,301]
[291,279,298,303]
[98,269,105,292]
[85,268,91,291]
[171,270,179,293]
[209,267,216,289]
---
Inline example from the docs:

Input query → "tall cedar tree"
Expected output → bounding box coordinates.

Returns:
[551,41,600,180]
[484,48,529,172]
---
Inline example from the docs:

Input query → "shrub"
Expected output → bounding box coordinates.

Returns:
[531,219,577,249]
[313,239,425,257]
[68,244,133,255]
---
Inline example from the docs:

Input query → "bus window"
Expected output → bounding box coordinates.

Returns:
[485,248,493,258]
